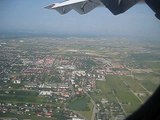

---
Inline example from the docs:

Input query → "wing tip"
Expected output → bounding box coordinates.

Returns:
[44,4,55,9]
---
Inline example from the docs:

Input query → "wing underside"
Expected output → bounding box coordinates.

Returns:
[45,0,101,14]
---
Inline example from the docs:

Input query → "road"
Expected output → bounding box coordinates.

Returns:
[122,81,143,104]
[83,88,96,120]
[112,90,127,115]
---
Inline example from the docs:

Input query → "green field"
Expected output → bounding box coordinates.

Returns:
[68,95,93,120]
[0,90,48,104]
[68,95,90,111]
[93,80,116,102]
[92,75,142,114]
[0,113,53,120]
[134,73,160,92]
[78,102,93,120]
[120,76,145,92]
[0,95,47,103]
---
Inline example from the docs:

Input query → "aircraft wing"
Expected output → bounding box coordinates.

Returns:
[45,0,101,14]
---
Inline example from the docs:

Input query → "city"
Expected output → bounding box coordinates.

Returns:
[0,36,160,120]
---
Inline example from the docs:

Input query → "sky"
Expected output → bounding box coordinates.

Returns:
[0,0,160,39]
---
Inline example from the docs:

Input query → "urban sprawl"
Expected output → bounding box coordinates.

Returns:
[0,36,160,120]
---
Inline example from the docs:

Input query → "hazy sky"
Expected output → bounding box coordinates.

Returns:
[0,0,160,38]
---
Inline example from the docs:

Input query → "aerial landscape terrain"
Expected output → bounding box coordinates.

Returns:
[0,0,160,119]
[0,35,160,120]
